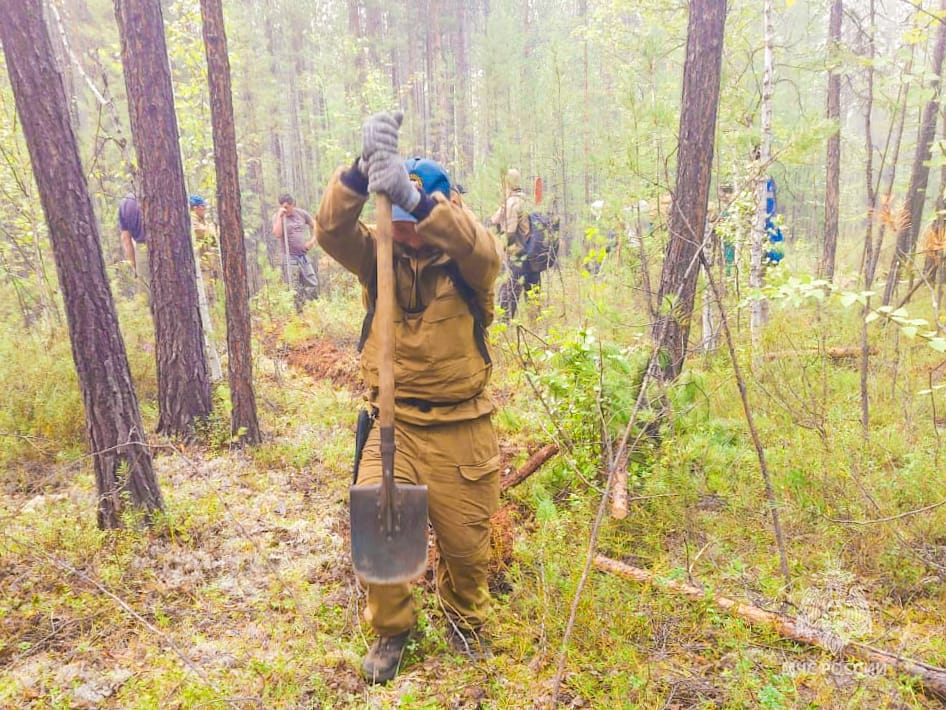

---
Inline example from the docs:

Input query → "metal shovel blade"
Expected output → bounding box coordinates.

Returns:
[348,194,429,584]
[350,481,429,584]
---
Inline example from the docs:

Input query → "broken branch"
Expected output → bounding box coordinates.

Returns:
[500,444,560,492]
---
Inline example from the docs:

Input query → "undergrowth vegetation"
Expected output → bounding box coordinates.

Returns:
[2,248,946,708]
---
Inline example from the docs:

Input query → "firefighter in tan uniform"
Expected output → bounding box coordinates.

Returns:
[491,168,537,319]
[316,111,502,684]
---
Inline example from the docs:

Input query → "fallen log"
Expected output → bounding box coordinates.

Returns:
[593,554,946,701]
[500,443,560,492]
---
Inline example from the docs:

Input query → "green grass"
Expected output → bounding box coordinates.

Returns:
[2,262,945,707]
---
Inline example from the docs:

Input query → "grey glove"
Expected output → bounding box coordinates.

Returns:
[368,151,420,213]
[360,110,403,172]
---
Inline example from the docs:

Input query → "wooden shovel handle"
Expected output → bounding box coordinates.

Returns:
[375,195,395,430]
[282,215,291,285]
[375,195,397,531]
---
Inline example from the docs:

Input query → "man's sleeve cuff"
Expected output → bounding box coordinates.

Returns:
[411,192,437,222]
[340,159,369,195]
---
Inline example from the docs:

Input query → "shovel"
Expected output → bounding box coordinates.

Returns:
[282,214,291,286]
[349,194,429,584]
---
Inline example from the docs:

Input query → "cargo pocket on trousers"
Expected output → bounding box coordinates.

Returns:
[458,454,501,482]
[457,454,501,521]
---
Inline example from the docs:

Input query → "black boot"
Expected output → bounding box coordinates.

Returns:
[361,630,411,684]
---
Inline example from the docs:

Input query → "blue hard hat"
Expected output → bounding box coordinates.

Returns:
[189,194,207,208]
[392,157,451,222]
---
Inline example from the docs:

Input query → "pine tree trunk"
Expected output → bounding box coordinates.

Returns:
[1,0,162,528]
[652,0,727,381]
[199,0,262,446]
[114,0,212,437]
[822,0,842,280]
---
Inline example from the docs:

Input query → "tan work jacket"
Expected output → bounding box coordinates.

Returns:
[316,168,502,425]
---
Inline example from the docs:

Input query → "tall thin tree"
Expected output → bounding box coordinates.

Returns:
[750,0,775,337]
[0,0,162,528]
[859,0,877,437]
[651,0,727,381]
[822,0,842,280]
[114,0,212,436]
[199,0,261,445]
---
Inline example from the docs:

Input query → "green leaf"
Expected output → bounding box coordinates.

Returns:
[928,338,946,353]
[840,292,857,307]
[864,312,879,324]
[901,326,918,339]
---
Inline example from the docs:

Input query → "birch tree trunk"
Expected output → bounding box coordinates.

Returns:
[1,0,162,528]
[701,221,721,353]
[193,260,222,382]
[114,0,212,436]
[750,0,774,339]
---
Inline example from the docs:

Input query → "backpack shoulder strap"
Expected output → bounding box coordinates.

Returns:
[443,261,491,366]
[356,272,377,353]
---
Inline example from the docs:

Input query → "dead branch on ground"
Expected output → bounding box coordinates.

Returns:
[500,444,560,492]
[595,554,946,702]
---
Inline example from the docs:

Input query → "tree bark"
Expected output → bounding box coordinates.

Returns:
[750,0,774,337]
[1,0,162,528]
[859,0,877,437]
[822,0,842,280]
[883,0,946,305]
[114,0,212,436]
[652,0,727,381]
[199,0,262,445]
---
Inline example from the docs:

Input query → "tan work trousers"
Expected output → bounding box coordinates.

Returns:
[355,414,500,636]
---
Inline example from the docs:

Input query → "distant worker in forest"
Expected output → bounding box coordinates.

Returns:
[190,195,219,304]
[763,177,785,267]
[271,193,319,311]
[118,192,148,293]
[316,111,502,684]
[491,168,537,318]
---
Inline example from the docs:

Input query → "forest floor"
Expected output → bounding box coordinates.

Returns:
[3,311,946,708]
